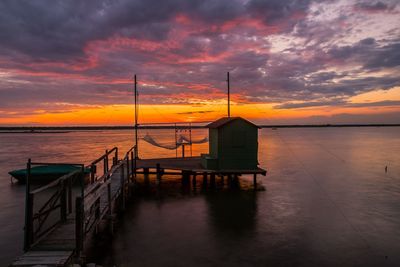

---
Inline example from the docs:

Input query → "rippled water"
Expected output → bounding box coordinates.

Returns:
[1,128,399,266]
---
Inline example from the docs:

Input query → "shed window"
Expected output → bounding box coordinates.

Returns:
[232,130,246,147]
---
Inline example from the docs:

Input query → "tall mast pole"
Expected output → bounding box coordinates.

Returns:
[227,72,230,117]
[134,75,138,159]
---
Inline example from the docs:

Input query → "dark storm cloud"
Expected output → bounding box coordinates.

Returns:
[0,0,314,61]
[327,38,400,70]
[0,0,399,122]
[354,1,396,12]
[247,0,312,24]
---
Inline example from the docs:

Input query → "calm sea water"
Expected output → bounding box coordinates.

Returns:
[0,128,399,266]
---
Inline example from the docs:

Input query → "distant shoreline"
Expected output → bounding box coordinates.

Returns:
[0,124,399,132]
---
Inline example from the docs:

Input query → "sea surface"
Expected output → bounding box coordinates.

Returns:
[0,128,399,266]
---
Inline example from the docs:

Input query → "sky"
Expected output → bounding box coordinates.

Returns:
[0,0,399,126]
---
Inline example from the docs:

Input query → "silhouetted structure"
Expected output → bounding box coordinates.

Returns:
[201,117,260,170]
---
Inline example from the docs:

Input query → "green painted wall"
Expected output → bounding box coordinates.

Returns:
[217,119,258,170]
[209,128,219,159]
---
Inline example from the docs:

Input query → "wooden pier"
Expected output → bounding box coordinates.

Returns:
[10,146,266,266]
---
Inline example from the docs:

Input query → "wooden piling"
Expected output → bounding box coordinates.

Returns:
[156,164,162,186]
[144,167,149,184]
[67,177,72,214]
[120,164,126,211]
[90,164,96,183]
[75,196,83,258]
[24,158,33,251]
[253,173,257,190]
[107,182,113,234]
[60,179,67,222]
[202,173,208,188]
[192,173,197,190]
[210,173,216,189]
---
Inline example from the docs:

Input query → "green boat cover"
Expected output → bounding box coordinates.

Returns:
[9,164,90,182]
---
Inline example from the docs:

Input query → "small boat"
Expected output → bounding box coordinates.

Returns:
[9,164,90,183]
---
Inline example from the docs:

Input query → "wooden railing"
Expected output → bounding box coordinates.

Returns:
[23,146,137,257]
[24,160,85,251]
[125,145,137,183]
[75,146,136,256]
[88,147,118,184]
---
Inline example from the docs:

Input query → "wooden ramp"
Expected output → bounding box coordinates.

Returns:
[11,148,131,267]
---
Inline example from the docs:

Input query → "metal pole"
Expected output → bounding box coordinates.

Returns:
[189,123,192,157]
[227,72,230,117]
[175,124,178,158]
[134,75,139,159]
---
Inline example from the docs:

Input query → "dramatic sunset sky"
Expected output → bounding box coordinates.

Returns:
[0,0,399,125]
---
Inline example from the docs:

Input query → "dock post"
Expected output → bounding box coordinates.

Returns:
[192,173,197,191]
[156,164,162,186]
[107,182,113,235]
[60,179,67,222]
[95,198,100,234]
[227,174,232,188]
[75,196,84,258]
[144,168,149,186]
[90,164,96,183]
[202,173,208,189]
[24,159,33,251]
[105,150,109,173]
[253,174,257,190]
[130,151,134,181]
[120,163,126,211]
[210,173,216,189]
[67,176,72,214]
[233,174,239,189]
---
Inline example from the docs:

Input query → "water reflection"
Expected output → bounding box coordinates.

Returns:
[206,191,258,238]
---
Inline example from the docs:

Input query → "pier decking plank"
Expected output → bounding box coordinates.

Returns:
[11,250,73,267]
[136,157,266,175]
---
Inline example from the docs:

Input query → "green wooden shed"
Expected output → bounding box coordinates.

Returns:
[201,117,260,170]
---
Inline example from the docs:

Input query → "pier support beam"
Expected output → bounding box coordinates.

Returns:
[156,164,162,186]
[107,182,114,235]
[144,168,149,186]
[120,164,126,211]
[210,173,216,189]
[227,174,232,188]
[192,174,197,191]
[202,173,208,189]
[253,174,257,190]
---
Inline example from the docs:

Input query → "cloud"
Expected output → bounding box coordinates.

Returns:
[354,1,396,12]
[275,100,400,109]
[0,0,399,124]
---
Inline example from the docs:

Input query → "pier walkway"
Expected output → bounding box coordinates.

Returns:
[11,147,266,266]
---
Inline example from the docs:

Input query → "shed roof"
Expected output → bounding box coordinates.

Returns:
[206,117,260,129]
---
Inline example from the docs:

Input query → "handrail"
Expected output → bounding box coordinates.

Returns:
[90,147,118,165]
[30,169,83,195]
[30,162,85,166]
[24,161,85,251]
[125,145,136,156]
